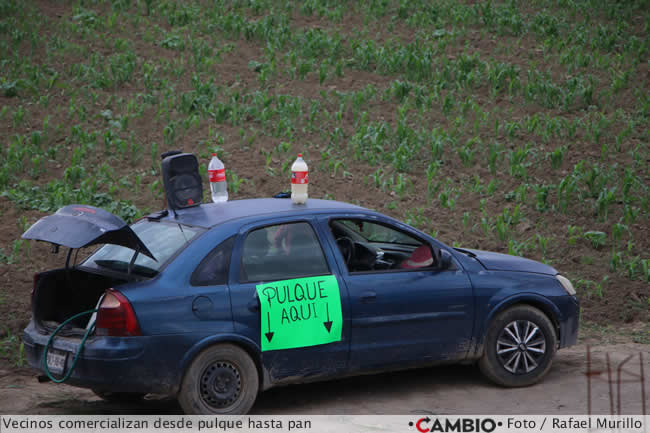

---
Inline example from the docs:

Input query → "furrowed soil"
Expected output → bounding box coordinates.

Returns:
[0,0,648,414]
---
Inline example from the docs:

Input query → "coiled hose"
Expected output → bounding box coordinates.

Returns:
[42,309,98,383]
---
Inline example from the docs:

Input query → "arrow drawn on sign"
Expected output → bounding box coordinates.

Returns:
[265,311,274,342]
[323,303,333,333]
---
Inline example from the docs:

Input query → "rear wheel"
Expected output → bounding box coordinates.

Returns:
[479,305,557,387]
[92,389,146,402]
[178,344,258,415]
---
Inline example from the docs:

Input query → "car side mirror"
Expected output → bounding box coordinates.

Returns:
[440,249,453,270]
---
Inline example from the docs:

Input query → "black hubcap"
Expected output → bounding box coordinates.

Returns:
[199,361,241,408]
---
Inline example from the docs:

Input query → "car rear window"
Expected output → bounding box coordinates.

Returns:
[82,221,203,276]
[191,236,235,286]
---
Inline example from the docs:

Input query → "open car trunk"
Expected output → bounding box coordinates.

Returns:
[33,268,128,334]
[24,204,206,337]
[21,204,156,335]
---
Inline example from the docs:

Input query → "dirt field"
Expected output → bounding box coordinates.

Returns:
[0,343,647,415]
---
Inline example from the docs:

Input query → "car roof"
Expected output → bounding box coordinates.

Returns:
[154,198,367,228]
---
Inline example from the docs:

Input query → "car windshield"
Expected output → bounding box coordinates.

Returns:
[82,220,203,277]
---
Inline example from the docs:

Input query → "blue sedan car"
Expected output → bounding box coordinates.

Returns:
[22,198,579,414]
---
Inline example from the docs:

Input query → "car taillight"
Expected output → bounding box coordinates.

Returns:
[95,289,142,337]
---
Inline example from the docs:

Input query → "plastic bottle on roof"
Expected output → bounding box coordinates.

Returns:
[291,153,308,204]
[208,153,228,203]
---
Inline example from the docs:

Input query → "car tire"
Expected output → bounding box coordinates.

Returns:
[91,389,147,402]
[479,305,557,387]
[178,344,259,415]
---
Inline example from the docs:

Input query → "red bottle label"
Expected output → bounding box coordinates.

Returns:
[291,171,308,184]
[209,168,226,182]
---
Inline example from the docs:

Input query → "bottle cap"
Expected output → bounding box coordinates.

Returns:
[298,153,302,157]
[212,153,217,156]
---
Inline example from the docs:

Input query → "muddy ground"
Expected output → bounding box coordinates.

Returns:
[1,343,647,415]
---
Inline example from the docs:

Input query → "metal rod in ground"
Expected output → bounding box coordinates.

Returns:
[607,353,614,415]
[587,345,592,416]
[640,352,646,417]
[617,354,633,416]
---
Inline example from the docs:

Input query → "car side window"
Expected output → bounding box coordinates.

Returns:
[339,220,421,245]
[191,236,235,286]
[240,222,329,282]
[330,219,437,273]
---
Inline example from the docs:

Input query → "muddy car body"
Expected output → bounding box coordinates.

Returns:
[23,198,579,414]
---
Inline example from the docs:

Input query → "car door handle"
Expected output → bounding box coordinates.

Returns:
[359,291,376,303]
[248,297,260,312]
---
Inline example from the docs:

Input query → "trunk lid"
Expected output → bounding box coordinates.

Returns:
[22,205,155,260]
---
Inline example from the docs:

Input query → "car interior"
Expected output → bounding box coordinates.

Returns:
[329,219,439,272]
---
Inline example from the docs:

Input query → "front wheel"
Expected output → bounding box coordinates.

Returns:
[178,344,259,414]
[479,305,557,387]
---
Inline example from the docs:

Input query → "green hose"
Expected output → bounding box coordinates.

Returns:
[42,309,98,383]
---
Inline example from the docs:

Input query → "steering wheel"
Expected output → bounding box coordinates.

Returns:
[336,237,354,266]
[353,241,381,270]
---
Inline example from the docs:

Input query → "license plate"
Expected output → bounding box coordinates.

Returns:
[46,349,68,375]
